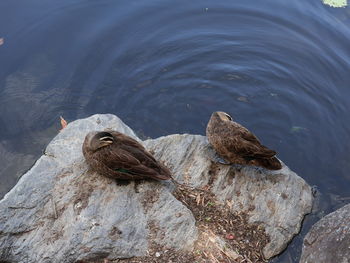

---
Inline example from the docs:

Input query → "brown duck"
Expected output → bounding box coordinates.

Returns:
[206,111,282,170]
[82,130,172,180]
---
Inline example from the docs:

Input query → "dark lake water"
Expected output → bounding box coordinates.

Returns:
[0,0,349,261]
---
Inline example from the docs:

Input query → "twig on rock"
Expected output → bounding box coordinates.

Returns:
[51,196,58,219]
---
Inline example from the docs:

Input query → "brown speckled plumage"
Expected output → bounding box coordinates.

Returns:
[206,111,282,170]
[82,131,172,180]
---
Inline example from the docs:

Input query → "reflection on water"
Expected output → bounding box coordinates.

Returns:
[0,0,350,261]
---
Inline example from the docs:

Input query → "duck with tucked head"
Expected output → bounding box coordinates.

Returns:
[206,111,282,170]
[82,131,172,180]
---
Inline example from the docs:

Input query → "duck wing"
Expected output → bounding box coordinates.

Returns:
[110,131,147,149]
[99,146,170,180]
[110,131,163,166]
[99,132,171,180]
[229,128,276,158]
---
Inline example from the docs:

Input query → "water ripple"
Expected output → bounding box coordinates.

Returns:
[0,1,350,261]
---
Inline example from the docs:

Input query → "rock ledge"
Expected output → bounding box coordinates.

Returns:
[300,203,350,263]
[0,114,313,262]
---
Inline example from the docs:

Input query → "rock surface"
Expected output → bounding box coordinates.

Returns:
[0,114,313,262]
[300,203,350,263]
[144,135,313,259]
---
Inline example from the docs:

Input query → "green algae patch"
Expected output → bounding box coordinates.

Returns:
[322,0,347,8]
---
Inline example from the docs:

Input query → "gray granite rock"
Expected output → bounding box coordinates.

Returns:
[0,114,313,262]
[300,203,350,263]
[0,114,196,263]
[144,134,313,259]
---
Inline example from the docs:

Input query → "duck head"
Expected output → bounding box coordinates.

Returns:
[84,131,114,152]
[211,111,233,122]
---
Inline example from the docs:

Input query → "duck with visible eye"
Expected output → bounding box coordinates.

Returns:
[82,131,172,181]
[206,111,282,170]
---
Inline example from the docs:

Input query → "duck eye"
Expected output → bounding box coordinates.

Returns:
[226,114,232,121]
